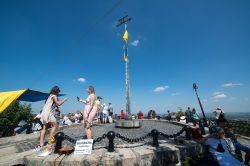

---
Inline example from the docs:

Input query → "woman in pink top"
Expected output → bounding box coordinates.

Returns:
[77,86,97,139]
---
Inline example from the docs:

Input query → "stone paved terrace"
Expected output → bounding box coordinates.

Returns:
[7,121,186,154]
[0,120,249,166]
[62,120,185,147]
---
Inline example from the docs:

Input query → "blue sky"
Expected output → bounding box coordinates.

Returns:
[1,0,250,114]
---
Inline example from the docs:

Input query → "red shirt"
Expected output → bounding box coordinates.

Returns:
[121,112,125,119]
[138,112,143,119]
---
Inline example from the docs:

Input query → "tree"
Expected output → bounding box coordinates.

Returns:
[0,101,33,126]
[176,111,185,117]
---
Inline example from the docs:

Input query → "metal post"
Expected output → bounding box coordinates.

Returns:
[193,83,208,127]
[151,129,159,147]
[54,132,65,153]
[107,131,115,152]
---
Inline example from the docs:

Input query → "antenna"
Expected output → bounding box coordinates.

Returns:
[116,15,132,27]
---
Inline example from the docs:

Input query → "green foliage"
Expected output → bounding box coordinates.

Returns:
[0,101,33,126]
[176,111,185,117]
[231,121,250,137]
[171,111,185,117]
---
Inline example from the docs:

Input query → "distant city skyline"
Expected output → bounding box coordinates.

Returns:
[1,0,250,114]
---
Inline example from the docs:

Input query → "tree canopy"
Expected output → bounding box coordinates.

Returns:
[0,101,33,127]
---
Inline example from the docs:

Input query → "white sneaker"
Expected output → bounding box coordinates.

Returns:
[33,146,42,152]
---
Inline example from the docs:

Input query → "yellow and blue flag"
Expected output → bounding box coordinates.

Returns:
[124,50,128,62]
[122,29,129,62]
[123,30,128,43]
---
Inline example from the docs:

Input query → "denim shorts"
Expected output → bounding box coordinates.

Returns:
[233,142,250,153]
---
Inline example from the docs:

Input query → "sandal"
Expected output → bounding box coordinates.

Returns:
[48,136,55,143]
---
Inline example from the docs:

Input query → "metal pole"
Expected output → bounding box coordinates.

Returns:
[117,16,132,115]
[193,83,208,127]
[125,23,131,115]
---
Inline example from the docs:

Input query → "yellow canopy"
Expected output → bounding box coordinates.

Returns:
[0,89,65,114]
[0,90,26,114]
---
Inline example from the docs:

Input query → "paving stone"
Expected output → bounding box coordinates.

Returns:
[61,121,184,147]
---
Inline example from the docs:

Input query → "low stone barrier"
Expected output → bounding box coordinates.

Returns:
[23,139,204,166]
[1,118,249,166]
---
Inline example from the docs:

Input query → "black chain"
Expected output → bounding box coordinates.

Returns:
[159,126,187,138]
[93,134,107,144]
[115,132,151,143]
[61,126,188,146]
[64,134,77,144]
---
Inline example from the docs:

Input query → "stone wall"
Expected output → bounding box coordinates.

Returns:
[23,139,204,166]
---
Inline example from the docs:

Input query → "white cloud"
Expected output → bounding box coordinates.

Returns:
[212,92,227,99]
[213,91,222,96]
[171,92,181,96]
[214,94,227,99]
[221,83,243,88]
[244,97,249,102]
[130,40,139,46]
[77,77,86,83]
[154,85,169,92]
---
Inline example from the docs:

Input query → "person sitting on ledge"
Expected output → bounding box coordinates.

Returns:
[204,126,245,166]
[225,124,250,165]
[191,108,200,126]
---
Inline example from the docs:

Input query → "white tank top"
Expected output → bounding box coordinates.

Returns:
[42,94,56,113]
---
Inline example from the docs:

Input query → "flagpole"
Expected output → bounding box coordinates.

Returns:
[115,15,142,128]
[116,15,132,116]
[125,22,131,115]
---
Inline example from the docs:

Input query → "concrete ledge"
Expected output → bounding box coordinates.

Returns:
[238,135,250,141]
[22,140,204,166]
[0,149,34,166]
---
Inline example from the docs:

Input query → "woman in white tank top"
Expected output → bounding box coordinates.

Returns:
[39,86,67,150]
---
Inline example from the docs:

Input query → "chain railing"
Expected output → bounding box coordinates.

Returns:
[54,125,192,153]
[115,132,151,143]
